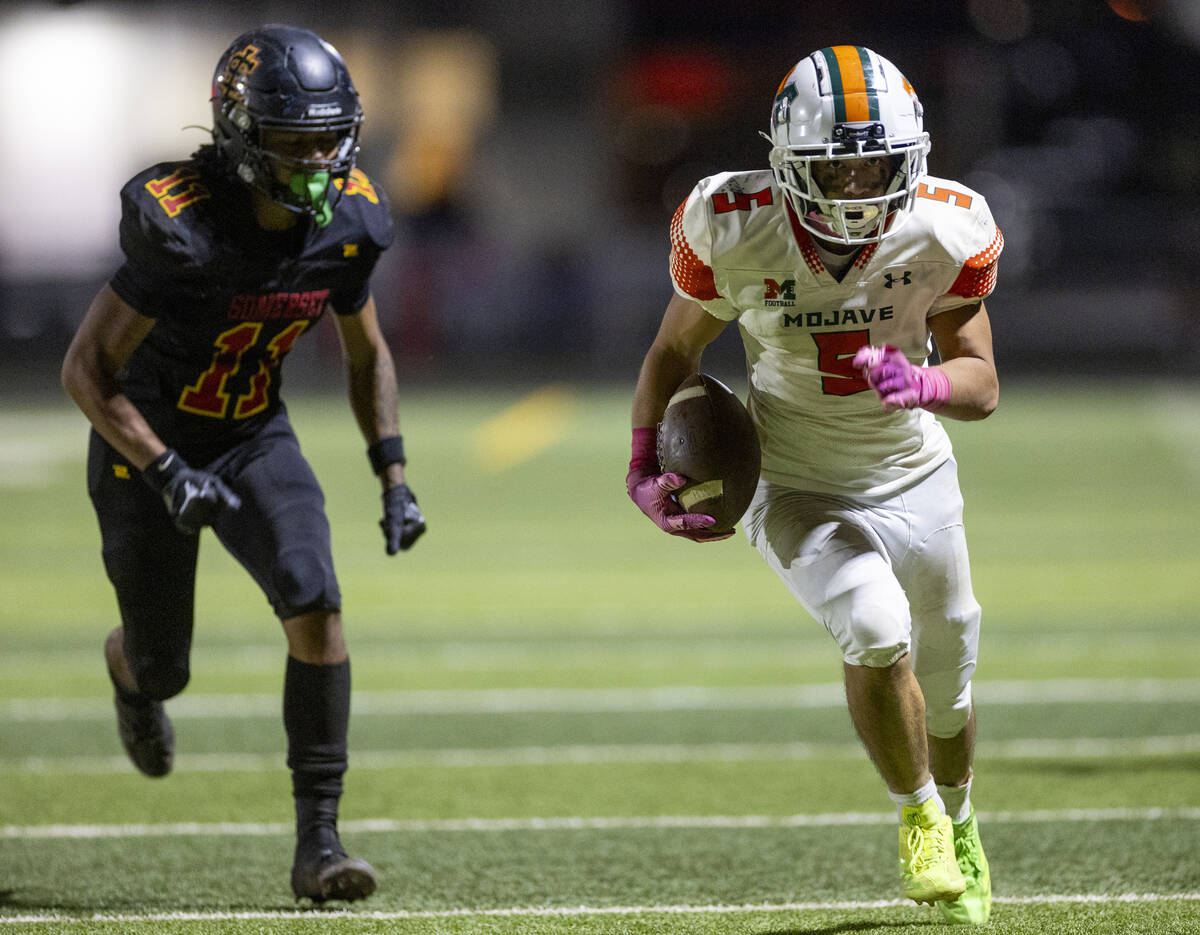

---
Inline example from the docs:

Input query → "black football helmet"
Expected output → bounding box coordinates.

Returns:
[210,24,363,222]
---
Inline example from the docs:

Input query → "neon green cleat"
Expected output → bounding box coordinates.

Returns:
[898,799,965,905]
[937,810,992,924]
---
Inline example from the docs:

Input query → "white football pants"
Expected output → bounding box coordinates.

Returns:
[744,458,980,738]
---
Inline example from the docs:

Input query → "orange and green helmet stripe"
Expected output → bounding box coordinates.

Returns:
[819,45,881,123]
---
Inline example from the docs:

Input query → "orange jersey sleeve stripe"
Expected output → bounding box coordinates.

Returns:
[947,228,1004,299]
[669,201,719,301]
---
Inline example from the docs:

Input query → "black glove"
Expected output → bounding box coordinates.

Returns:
[142,449,242,535]
[381,483,426,554]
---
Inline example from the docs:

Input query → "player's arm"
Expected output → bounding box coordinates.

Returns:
[61,284,240,533]
[333,295,426,553]
[628,292,731,542]
[61,284,166,470]
[926,301,998,421]
[854,301,998,422]
[632,292,728,428]
[334,295,405,488]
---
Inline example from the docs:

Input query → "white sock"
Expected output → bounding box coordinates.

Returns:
[888,778,944,817]
[937,776,973,823]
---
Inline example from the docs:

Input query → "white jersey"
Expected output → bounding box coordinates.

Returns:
[669,169,1002,499]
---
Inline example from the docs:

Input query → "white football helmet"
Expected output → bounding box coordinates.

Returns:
[766,46,931,245]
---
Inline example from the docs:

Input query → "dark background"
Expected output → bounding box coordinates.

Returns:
[2,0,1197,395]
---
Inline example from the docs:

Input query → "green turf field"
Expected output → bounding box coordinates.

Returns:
[1,382,1198,934]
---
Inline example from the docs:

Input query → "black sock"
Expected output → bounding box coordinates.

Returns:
[283,656,350,841]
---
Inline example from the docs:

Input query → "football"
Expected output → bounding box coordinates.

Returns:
[656,372,762,532]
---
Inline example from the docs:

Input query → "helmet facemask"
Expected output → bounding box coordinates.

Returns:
[227,113,362,226]
[769,136,927,245]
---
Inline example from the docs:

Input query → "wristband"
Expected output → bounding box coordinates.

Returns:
[918,367,953,412]
[142,448,184,493]
[626,427,661,500]
[367,435,406,474]
[629,426,659,474]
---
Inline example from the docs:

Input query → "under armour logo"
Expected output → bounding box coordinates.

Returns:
[883,271,912,289]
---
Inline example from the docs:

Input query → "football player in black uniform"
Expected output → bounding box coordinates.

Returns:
[61,24,425,903]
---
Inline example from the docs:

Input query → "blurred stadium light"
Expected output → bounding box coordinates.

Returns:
[0,6,220,279]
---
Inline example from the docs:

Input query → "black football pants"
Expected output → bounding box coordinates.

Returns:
[87,410,341,699]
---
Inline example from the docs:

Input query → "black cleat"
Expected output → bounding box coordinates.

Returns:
[291,829,377,903]
[109,670,174,778]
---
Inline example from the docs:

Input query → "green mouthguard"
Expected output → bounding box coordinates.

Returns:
[289,171,332,227]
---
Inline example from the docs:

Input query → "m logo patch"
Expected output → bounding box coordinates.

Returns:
[764,278,796,306]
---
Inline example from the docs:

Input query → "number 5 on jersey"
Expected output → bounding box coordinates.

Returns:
[812,330,871,396]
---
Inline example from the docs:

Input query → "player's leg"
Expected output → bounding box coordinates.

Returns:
[745,482,962,905]
[210,414,374,903]
[897,459,990,924]
[843,653,930,796]
[929,706,974,793]
[88,430,199,777]
[278,609,375,902]
[746,483,927,790]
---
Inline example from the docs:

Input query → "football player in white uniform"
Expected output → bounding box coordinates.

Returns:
[627,46,999,924]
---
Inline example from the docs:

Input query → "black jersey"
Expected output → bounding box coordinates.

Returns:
[109,156,394,462]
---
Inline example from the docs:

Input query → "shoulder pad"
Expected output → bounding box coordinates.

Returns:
[332,168,395,250]
[911,176,998,262]
[703,170,779,219]
[118,160,220,273]
[910,176,1003,299]
[671,170,777,309]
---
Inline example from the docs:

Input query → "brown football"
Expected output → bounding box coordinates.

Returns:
[656,372,761,532]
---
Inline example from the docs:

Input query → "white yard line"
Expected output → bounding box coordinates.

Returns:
[1,892,1198,924]
[4,806,1199,840]
[5,733,1200,775]
[6,678,1200,721]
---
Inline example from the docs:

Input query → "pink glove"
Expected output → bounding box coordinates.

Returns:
[626,427,733,542]
[853,345,952,413]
